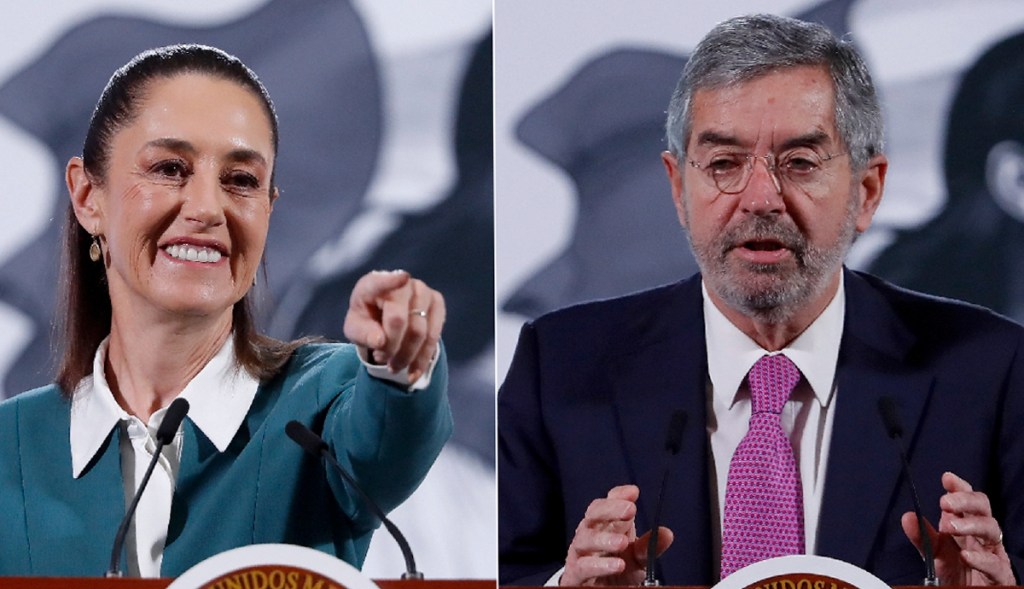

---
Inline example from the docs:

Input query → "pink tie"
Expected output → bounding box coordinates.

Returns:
[720,354,804,578]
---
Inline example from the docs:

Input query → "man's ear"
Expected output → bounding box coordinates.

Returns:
[854,154,887,233]
[66,157,103,233]
[661,150,688,229]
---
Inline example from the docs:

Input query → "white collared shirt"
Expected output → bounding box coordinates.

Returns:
[70,337,259,578]
[69,337,436,578]
[703,274,844,566]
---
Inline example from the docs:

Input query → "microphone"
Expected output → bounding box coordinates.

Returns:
[877,396,937,586]
[106,397,190,577]
[285,420,423,580]
[643,410,687,587]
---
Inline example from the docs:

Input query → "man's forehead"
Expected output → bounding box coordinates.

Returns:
[686,65,839,149]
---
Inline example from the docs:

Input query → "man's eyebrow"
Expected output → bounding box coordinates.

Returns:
[693,130,837,152]
[777,130,833,152]
[694,131,743,148]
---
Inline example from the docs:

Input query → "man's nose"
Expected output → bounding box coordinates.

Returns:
[741,155,784,215]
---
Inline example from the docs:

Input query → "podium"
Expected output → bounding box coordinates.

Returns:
[0,545,496,589]
[502,555,1024,589]
[0,580,494,589]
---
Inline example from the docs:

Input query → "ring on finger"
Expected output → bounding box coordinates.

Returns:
[409,309,428,318]
[983,530,1004,547]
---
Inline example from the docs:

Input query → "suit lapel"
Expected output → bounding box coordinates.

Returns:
[20,401,124,575]
[817,270,934,567]
[611,277,714,584]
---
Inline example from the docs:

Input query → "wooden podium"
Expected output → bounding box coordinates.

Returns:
[0,579,495,589]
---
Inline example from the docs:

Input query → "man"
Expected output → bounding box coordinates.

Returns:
[498,14,1024,586]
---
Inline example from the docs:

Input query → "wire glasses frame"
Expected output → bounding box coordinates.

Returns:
[687,149,847,196]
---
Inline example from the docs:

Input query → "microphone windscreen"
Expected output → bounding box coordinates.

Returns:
[286,420,329,456]
[877,396,903,438]
[665,410,687,455]
[156,398,190,445]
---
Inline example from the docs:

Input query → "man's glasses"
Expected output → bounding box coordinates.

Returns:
[687,149,846,197]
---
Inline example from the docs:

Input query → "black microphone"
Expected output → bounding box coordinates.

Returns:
[106,397,190,577]
[877,396,938,586]
[285,420,423,580]
[643,410,687,587]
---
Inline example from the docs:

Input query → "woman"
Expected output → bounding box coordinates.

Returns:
[0,44,451,577]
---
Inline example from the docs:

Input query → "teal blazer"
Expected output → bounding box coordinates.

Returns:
[0,343,452,577]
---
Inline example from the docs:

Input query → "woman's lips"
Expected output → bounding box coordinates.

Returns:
[163,243,224,263]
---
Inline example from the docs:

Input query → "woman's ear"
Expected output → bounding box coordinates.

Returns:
[66,157,103,233]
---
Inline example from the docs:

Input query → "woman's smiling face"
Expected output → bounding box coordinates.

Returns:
[85,72,275,321]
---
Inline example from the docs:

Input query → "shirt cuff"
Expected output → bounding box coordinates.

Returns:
[545,567,564,586]
[355,345,439,392]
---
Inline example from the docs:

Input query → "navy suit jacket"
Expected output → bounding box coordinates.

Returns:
[498,270,1024,585]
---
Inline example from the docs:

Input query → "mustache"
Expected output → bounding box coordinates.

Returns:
[719,216,807,257]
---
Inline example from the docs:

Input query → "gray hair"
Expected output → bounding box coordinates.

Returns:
[665,14,883,171]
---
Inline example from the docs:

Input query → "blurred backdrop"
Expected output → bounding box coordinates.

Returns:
[495,0,1024,380]
[0,0,494,578]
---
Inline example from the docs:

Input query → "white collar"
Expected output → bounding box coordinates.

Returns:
[703,272,845,410]
[69,336,260,478]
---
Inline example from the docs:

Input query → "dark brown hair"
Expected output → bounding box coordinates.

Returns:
[56,44,310,394]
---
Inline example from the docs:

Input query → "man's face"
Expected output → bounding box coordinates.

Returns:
[662,65,885,324]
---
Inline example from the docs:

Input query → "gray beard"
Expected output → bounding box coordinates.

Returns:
[685,199,858,325]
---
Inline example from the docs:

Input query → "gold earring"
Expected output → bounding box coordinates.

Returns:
[89,235,101,262]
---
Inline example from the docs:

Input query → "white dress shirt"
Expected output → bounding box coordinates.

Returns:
[704,274,844,567]
[69,337,436,578]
